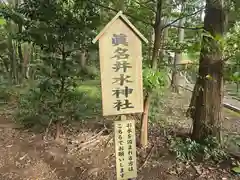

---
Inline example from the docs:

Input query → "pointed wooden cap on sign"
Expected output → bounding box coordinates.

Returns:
[92,11,148,44]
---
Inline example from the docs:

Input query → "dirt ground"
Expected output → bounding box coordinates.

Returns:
[0,90,239,180]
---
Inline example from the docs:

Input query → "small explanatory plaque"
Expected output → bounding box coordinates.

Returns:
[114,120,137,180]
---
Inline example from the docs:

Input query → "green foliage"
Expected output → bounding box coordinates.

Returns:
[232,166,240,174]
[0,18,6,25]
[0,78,29,103]
[223,133,240,156]
[168,136,228,163]
[79,66,100,80]
[0,0,239,145]
[0,82,16,103]
[231,72,240,84]
[224,22,240,60]
[16,84,102,131]
[10,0,101,128]
[143,67,168,93]
[224,22,240,86]
[148,89,166,124]
[19,0,99,49]
[0,5,25,26]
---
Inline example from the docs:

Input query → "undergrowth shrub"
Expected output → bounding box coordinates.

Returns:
[0,85,14,103]
[168,136,228,163]
[142,67,168,124]
[148,89,167,124]
[16,84,102,132]
[0,83,20,103]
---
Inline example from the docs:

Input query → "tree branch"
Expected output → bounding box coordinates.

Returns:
[131,0,156,13]
[171,24,203,30]
[163,0,222,31]
[162,8,204,30]
[89,0,153,26]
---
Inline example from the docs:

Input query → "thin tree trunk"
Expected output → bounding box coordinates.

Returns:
[8,38,18,84]
[55,121,61,141]
[55,45,67,140]
[80,51,86,69]
[237,82,239,93]
[162,17,169,58]
[17,43,24,75]
[140,94,151,146]
[140,0,163,148]
[21,43,29,79]
[17,24,25,82]
[159,17,169,64]
[186,78,200,118]
[237,64,240,93]
[171,55,179,92]
[13,42,19,84]
[24,43,33,79]
[171,4,185,93]
[190,0,227,141]
[1,56,9,73]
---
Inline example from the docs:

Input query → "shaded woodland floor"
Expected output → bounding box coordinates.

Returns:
[0,89,239,180]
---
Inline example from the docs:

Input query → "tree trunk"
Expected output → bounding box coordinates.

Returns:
[171,54,180,93]
[140,0,163,148]
[26,43,34,79]
[22,43,30,79]
[17,42,24,76]
[17,24,25,82]
[171,4,185,93]
[1,56,9,73]
[190,0,227,141]
[55,45,67,141]
[237,82,239,93]
[186,78,200,118]
[162,18,169,56]
[55,121,61,141]
[8,38,18,84]
[140,94,151,147]
[159,16,169,65]
[80,51,87,69]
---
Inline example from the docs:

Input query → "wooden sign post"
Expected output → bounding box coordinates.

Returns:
[92,11,148,180]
